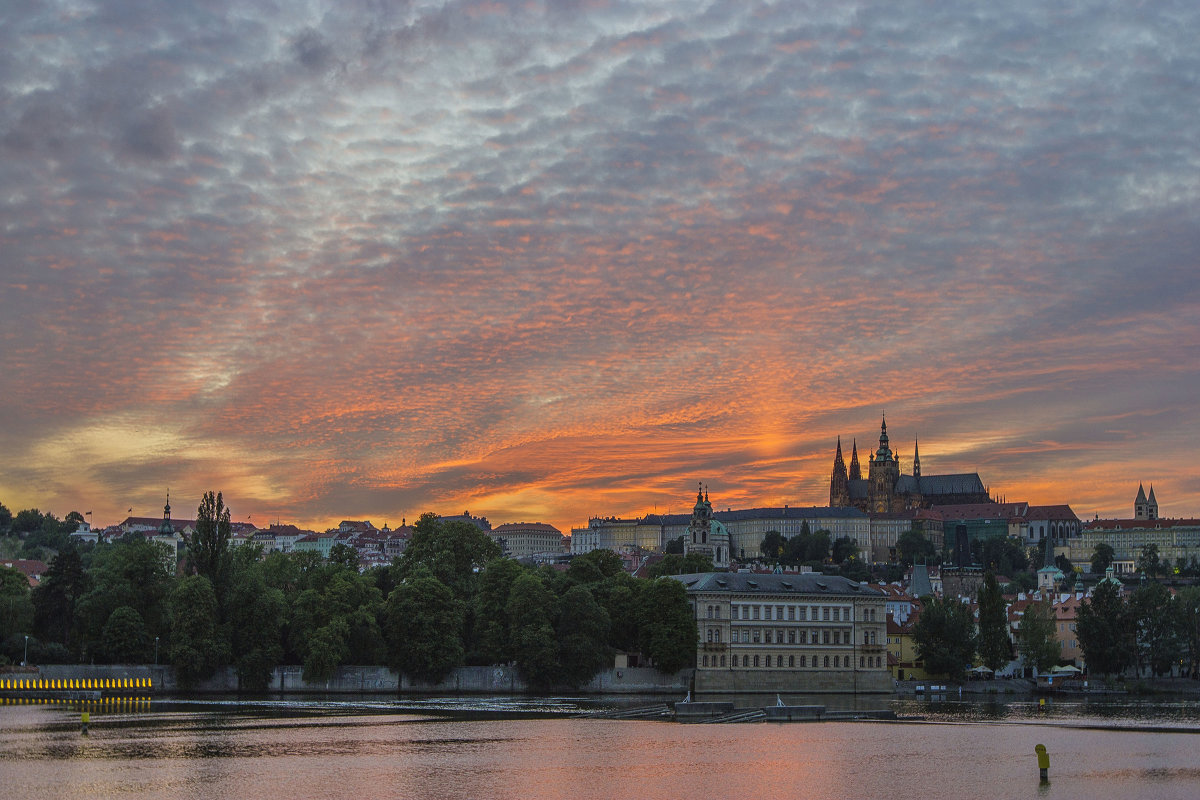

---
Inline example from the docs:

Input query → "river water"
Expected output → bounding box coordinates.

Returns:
[4,695,1200,800]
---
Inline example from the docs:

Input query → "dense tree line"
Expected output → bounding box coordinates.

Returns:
[1077,580,1200,679]
[1,503,697,691]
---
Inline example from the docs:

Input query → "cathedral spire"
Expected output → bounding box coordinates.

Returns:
[849,439,861,480]
[913,437,921,478]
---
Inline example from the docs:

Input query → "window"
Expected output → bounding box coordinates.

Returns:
[714,630,721,643]
[731,605,738,619]
[788,606,795,621]
[824,656,830,668]
[702,655,709,667]
[706,629,713,643]
[742,630,749,643]
[714,605,721,619]
[776,606,784,620]
[720,655,726,667]
[706,605,713,619]
[800,655,807,667]
[810,606,818,620]
[753,630,761,643]
[823,608,830,621]
[764,630,772,644]
[811,632,819,644]
[777,629,784,644]
[833,608,840,622]
[789,655,795,668]
[864,631,870,645]
[743,655,749,667]
[776,655,783,667]
[753,606,760,620]
[860,656,865,668]
[876,656,882,668]
[754,655,760,667]
[788,630,796,644]
[823,631,830,644]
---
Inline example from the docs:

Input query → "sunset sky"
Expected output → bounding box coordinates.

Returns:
[2,1,1198,535]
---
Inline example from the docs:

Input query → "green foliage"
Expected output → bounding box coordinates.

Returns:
[912,597,978,680]
[760,531,785,561]
[567,549,624,583]
[556,585,611,687]
[0,565,34,645]
[1016,601,1059,674]
[385,568,465,684]
[1130,581,1184,676]
[637,578,696,674]
[590,572,643,653]
[507,572,560,687]
[664,535,684,555]
[188,491,232,595]
[328,542,360,571]
[75,537,175,661]
[782,528,831,566]
[470,558,527,665]
[304,619,350,683]
[976,572,1010,671]
[168,575,228,687]
[1175,587,1200,678]
[973,535,1028,575]
[831,536,858,564]
[1091,543,1115,574]
[1137,544,1163,577]
[396,513,501,597]
[32,550,89,651]
[647,552,713,577]
[896,529,937,566]
[1077,581,1133,677]
[101,606,150,663]
[227,551,286,691]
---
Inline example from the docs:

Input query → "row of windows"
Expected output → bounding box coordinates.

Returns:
[700,653,886,669]
[714,628,880,645]
[715,604,878,622]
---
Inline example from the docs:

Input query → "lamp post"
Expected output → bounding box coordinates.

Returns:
[23,634,29,666]
[154,636,160,665]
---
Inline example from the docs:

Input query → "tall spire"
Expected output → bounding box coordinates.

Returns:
[849,439,861,480]
[913,437,921,478]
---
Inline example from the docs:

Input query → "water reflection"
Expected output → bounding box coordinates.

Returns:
[6,697,1200,800]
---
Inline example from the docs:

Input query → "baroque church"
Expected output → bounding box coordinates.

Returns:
[829,416,991,513]
[683,484,731,568]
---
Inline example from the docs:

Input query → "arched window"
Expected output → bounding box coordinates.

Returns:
[823,656,830,668]
[754,655,760,667]
[789,655,795,668]
[860,656,865,668]
[720,655,726,667]
[702,655,709,667]
[776,655,783,667]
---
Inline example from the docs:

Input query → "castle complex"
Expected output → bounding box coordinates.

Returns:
[829,416,991,512]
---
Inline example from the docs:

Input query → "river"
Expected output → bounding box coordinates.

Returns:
[4,695,1200,800]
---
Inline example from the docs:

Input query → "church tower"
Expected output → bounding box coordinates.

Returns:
[830,437,849,506]
[1147,485,1159,520]
[868,415,900,512]
[1135,484,1149,520]
[684,483,729,568]
[849,439,861,480]
[913,438,921,479]
[159,490,174,537]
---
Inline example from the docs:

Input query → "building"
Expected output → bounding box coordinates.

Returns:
[682,485,731,569]
[829,417,991,513]
[491,522,565,559]
[1063,487,1200,573]
[672,572,891,694]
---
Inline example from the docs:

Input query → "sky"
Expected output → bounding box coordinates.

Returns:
[2,0,1198,535]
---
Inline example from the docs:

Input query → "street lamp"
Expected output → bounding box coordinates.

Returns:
[154,636,160,665]
[23,634,29,667]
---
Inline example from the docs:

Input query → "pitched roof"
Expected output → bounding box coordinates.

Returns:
[668,572,883,597]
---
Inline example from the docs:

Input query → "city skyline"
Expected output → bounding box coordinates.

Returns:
[2,2,1198,535]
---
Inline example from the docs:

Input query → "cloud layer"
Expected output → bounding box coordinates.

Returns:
[2,1,1198,532]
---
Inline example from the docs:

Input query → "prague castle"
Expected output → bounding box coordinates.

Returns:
[829,416,990,513]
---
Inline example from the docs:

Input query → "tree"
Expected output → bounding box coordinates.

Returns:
[1130,581,1184,676]
[471,558,526,664]
[636,578,696,674]
[1091,543,1115,574]
[912,597,977,681]
[1176,587,1200,678]
[760,531,785,562]
[396,513,501,598]
[188,491,232,594]
[168,575,228,687]
[1016,601,1059,674]
[101,606,150,663]
[1137,544,1161,577]
[976,572,1010,671]
[897,530,937,567]
[567,549,624,584]
[1077,580,1133,678]
[506,572,559,687]
[975,535,1029,576]
[0,565,34,655]
[647,552,713,578]
[664,536,684,555]
[31,550,89,652]
[832,536,859,565]
[556,585,611,687]
[385,568,465,684]
[227,548,286,691]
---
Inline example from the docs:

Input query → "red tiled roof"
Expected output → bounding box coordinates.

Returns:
[1084,518,1200,531]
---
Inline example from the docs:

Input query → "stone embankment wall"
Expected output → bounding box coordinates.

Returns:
[28,664,687,695]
